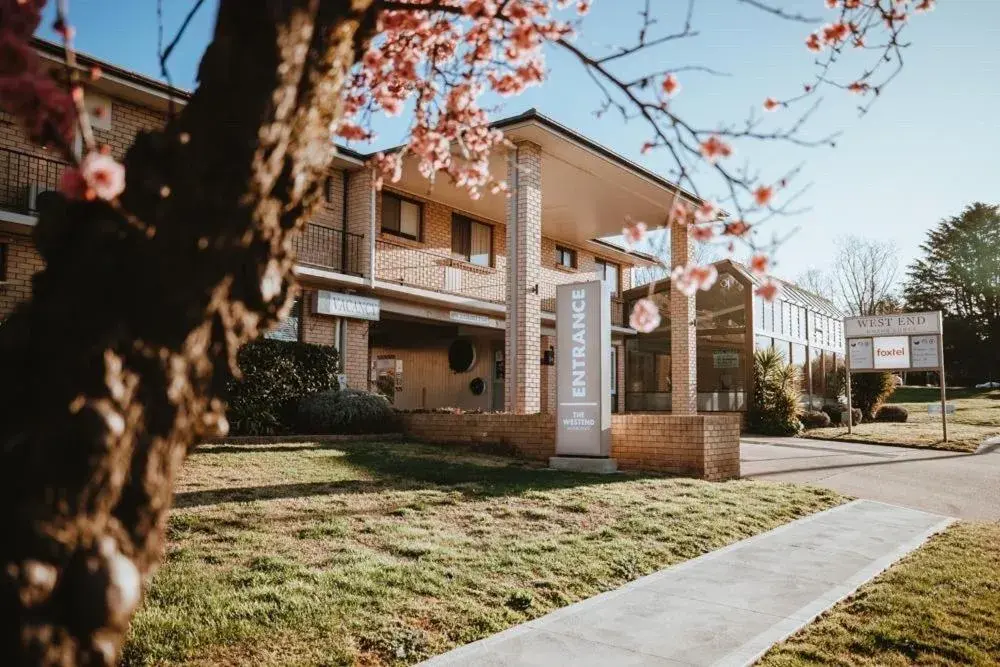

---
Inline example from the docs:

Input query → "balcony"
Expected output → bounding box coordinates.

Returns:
[0,148,68,216]
[540,282,626,328]
[375,238,506,303]
[293,223,364,277]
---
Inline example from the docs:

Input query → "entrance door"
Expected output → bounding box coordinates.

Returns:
[491,344,505,412]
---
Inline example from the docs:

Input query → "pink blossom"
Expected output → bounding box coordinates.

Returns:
[690,224,714,242]
[699,136,732,163]
[622,217,647,246]
[59,166,86,199]
[763,97,780,112]
[749,253,769,276]
[670,200,692,225]
[694,201,717,222]
[629,298,661,333]
[672,263,719,297]
[79,151,126,201]
[753,185,774,207]
[915,0,935,13]
[661,73,681,98]
[723,220,751,237]
[847,81,870,94]
[755,279,782,302]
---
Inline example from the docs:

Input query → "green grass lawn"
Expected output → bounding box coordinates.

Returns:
[758,521,1000,666]
[805,387,1000,453]
[124,441,844,666]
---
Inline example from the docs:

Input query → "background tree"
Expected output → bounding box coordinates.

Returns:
[904,203,1000,385]
[0,0,937,663]
[795,267,837,303]
[832,235,900,315]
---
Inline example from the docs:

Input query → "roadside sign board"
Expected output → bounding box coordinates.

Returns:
[843,311,948,441]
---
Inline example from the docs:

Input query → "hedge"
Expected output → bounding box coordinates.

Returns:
[226,339,340,435]
[297,389,400,434]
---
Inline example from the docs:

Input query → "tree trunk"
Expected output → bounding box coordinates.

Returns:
[0,1,375,663]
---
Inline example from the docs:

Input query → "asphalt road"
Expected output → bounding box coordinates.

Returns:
[742,436,1000,521]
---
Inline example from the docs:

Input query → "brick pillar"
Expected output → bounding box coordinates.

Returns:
[505,142,542,414]
[670,220,698,414]
[345,167,375,278]
[342,319,370,391]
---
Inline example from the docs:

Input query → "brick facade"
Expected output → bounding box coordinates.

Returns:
[0,231,42,320]
[670,219,698,414]
[399,412,740,481]
[342,319,370,391]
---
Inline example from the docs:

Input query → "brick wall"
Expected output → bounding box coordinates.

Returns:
[342,319,370,390]
[0,231,42,320]
[670,219,698,414]
[398,411,741,481]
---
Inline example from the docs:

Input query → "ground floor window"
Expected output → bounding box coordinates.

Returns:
[696,332,747,411]
[265,298,301,342]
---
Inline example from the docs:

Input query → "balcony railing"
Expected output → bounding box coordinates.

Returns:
[0,148,68,215]
[293,223,364,276]
[375,238,506,303]
[540,282,625,328]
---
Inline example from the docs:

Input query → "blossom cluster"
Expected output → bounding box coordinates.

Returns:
[0,0,76,148]
[342,0,588,198]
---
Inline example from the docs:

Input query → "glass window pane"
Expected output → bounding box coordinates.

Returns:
[400,200,420,238]
[607,263,619,294]
[265,298,300,341]
[470,221,491,266]
[382,194,400,233]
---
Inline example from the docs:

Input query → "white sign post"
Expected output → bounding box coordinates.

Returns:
[551,280,615,473]
[843,311,946,441]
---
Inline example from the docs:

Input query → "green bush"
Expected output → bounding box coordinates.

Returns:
[297,389,400,434]
[875,405,909,423]
[801,410,831,429]
[226,339,340,435]
[850,371,896,422]
[749,348,803,436]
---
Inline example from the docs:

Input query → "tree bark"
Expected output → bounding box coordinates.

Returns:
[0,1,375,663]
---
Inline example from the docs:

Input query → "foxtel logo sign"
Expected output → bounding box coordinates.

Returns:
[873,336,910,370]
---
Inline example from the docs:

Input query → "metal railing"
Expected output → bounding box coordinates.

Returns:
[375,238,506,303]
[293,223,364,276]
[0,148,69,215]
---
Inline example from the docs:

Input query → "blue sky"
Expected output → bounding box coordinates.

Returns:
[41,0,1000,284]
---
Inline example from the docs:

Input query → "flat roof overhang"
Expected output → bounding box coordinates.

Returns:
[382,110,692,260]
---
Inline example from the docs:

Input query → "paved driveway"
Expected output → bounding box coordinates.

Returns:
[742,436,1000,521]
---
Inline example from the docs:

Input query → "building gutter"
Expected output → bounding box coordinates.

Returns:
[506,146,519,396]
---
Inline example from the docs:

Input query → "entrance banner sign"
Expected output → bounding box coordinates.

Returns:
[843,311,947,441]
[873,336,910,370]
[555,280,611,457]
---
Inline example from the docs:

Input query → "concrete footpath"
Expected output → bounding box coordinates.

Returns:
[421,500,951,667]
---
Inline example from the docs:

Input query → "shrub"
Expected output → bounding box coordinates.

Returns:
[226,339,340,435]
[875,405,909,423]
[748,348,803,436]
[821,404,843,425]
[851,371,897,422]
[800,410,831,429]
[297,389,400,434]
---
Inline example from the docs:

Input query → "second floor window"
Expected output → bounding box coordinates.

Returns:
[265,298,301,342]
[555,245,577,269]
[382,192,422,241]
[451,214,493,267]
[596,259,621,295]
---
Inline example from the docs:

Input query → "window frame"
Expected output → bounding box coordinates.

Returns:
[381,191,423,241]
[555,245,577,269]
[450,213,494,267]
[595,258,621,295]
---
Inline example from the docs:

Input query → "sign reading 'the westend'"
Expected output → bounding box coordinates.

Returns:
[314,291,380,321]
[555,281,611,457]
[844,311,941,337]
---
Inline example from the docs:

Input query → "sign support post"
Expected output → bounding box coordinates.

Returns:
[845,351,853,434]
[938,332,948,442]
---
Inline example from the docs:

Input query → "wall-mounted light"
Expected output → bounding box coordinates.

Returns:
[541,345,555,366]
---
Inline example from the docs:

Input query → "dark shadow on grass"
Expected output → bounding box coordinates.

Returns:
[177,441,654,508]
[194,444,322,454]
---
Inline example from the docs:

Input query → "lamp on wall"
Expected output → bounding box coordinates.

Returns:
[541,345,555,366]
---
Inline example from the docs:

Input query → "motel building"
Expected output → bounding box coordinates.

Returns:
[1,41,844,431]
